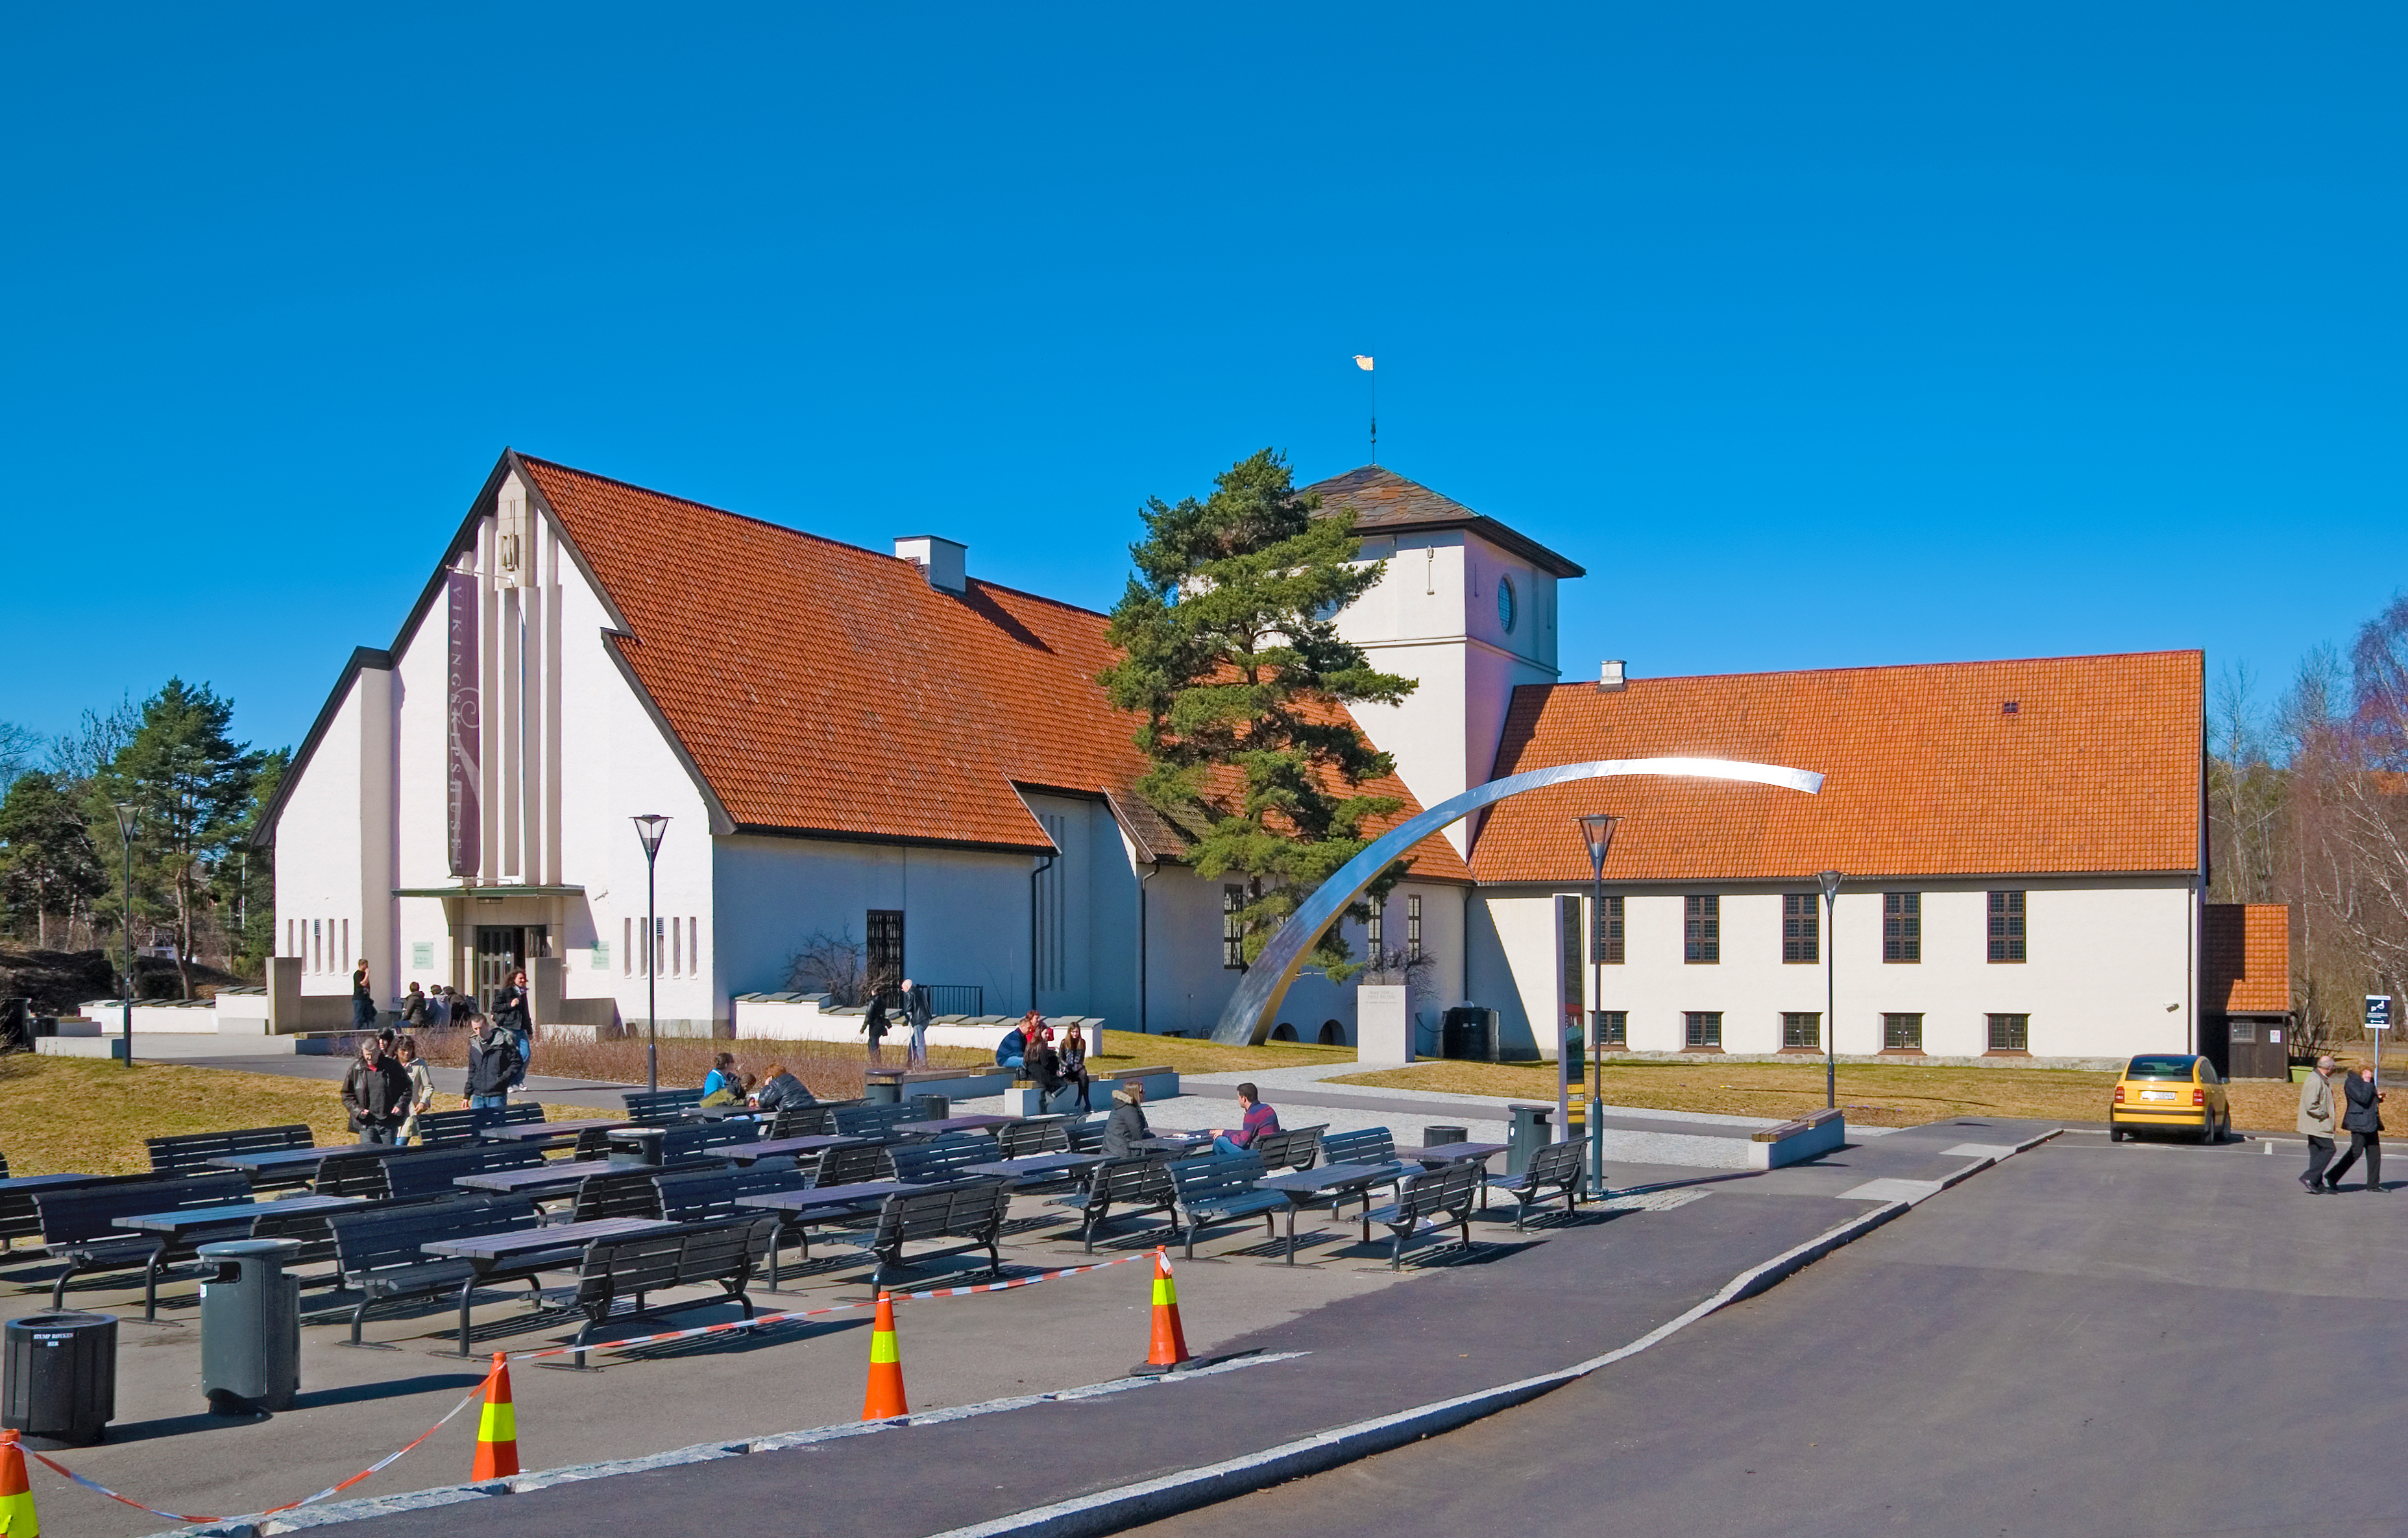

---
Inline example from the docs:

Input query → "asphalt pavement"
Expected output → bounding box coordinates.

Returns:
[1130,1127,2408,1538]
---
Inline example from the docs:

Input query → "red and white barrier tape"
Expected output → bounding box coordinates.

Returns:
[21,1247,1160,1522]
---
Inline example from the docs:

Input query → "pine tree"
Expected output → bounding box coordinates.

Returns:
[96,680,263,998]
[1101,450,1417,979]
[0,770,109,949]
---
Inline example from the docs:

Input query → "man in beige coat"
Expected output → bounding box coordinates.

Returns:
[2298,1054,2339,1193]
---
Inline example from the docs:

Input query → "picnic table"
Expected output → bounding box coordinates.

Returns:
[963,1152,1106,1183]
[0,1172,102,1196]
[454,1159,620,1198]
[208,1145,413,1184]
[1254,1162,1418,1265]
[1403,1141,1509,1165]
[894,1114,1019,1136]
[420,1215,670,1264]
[736,1177,980,1221]
[478,1118,628,1146]
[719,1133,871,1166]
[111,1194,363,1244]
[1137,1131,1213,1155]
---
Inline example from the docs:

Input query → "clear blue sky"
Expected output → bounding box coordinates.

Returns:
[3,3,2400,755]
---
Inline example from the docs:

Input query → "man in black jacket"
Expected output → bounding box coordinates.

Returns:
[2325,1066,2387,1192]
[341,1037,413,1146]
[465,1018,522,1111]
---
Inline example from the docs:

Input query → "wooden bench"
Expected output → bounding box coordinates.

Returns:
[1167,1152,1285,1258]
[1359,1159,1483,1269]
[567,1216,778,1366]
[411,1103,544,1147]
[1745,1108,1845,1170]
[654,1120,762,1162]
[35,1172,255,1318]
[571,1168,670,1223]
[0,1169,116,1252]
[145,1125,315,1179]
[996,1119,1072,1159]
[1485,1140,1587,1231]
[323,1194,553,1346]
[834,1180,1011,1290]
[381,1143,548,1201]
[768,1098,859,1140]
[1249,1124,1328,1173]
[889,1136,997,1184]
[813,1141,895,1190]
[831,1102,927,1142]
[312,1146,437,1199]
[1051,1157,1177,1253]
[623,1088,708,1125]
[1318,1128,1403,1216]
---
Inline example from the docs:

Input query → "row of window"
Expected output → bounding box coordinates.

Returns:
[616,915,704,978]
[1585,1009,2032,1053]
[289,918,352,974]
[1586,891,2029,966]
[1228,889,1422,969]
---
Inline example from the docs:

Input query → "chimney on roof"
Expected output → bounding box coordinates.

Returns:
[1598,660,1627,693]
[894,536,966,595]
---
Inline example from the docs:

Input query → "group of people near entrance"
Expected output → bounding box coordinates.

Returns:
[2298,1053,2387,1194]
[339,967,537,1145]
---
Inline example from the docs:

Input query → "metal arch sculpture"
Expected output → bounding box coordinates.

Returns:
[1208,756,1825,1046]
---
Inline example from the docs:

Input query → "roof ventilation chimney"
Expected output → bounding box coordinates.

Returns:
[894,536,967,595]
[1598,659,1627,693]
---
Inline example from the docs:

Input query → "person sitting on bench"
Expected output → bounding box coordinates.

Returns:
[1211,1083,1280,1157]
[753,1063,814,1113]
[1102,1083,1150,1158]
[998,1010,1040,1070]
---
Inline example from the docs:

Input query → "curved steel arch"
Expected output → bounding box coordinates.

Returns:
[1208,756,1825,1046]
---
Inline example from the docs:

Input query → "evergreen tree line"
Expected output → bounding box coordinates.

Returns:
[2209,594,2408,1051]
[0,682,286,996]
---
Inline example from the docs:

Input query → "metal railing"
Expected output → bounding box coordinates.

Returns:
[873,984,984,1017]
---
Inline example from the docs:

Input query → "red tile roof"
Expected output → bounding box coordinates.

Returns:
[1470,651,2203,883]
[516,455,1472,880]
[2204,904,2291,1015]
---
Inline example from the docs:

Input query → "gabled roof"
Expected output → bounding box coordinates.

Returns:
[1470,650,2204,883]
[2204,904,2291,1015]
[513,455,1472,880]
[1302,465,1586,579]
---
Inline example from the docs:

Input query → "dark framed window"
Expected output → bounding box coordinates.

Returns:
[866,909,905,1002]
[1594,1010,1627,1047]
[1987,1013,2029,1052]
[1684,895,1720,963]
[1987,891,2026,963]
[1592,895,1625,964]
[1222,887,1245,969]
[1883,1012,1924,1051]
[1684,1010,1723,1048]
[1882,892,1921,963]
[1782,1011,1821,1049]
[1782,893,1819,963]
[1407,893,1422,952]
[1366,900,1383,950]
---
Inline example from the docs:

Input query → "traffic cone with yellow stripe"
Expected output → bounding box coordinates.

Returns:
[860,1292,907,1420]
[0,1428,36,1537]
[1134,1248,1192,1376]
[470,1352,519,1482]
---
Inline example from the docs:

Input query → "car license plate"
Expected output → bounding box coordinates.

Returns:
[2141,1090,2176,1101]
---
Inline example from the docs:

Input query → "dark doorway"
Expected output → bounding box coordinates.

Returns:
[474,926,550,1015]
[866,910,904,1007]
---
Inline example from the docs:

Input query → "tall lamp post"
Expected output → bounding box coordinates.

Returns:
[631,814,670,1094]
[1578,813,1620,1194]
[113,802,137,1069]
[1818,869,1843,1109]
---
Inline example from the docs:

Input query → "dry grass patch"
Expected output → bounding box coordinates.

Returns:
[1090,1035,1353,1077]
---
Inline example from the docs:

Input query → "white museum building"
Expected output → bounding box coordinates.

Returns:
[257,450,2214,1064]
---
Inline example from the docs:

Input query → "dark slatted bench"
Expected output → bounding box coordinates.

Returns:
[1168,1152,1286,1259]
[1051,1157,1177,1253]
[147,1125,315,1181]
[1319,1128,1404,1216]
[831,1180,1011,1290]
[888,1136,996,1184]
[1,1169,117,1251]
[1359,1159,1483,1268]
[655,1120,762,1162]
[623,1088,708,1125]
[35,1172,254,1317]
[996,1119,1072,1158]
[830,1103,926,1143]
[412,1103,545,1147]
[382,1144,548,1201]
[766,1098,865,1140]
[1248,1124,1328,1173]
[312,1146,446,1199]
[812,1141,896,1190]
[1485,1140,1587,1231]
[566,1216,778,1366]
[323,1194,553,1346]
[655,1166,816,1286]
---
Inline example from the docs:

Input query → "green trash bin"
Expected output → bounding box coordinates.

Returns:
[1506,1104,1554,1175]
[199,1238,301,1413]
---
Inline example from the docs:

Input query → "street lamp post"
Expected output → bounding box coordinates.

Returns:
[113,802,137,1070]
[631,814,671,1094]
[1818,869,1843,1110]
[1578,814,1620,1195]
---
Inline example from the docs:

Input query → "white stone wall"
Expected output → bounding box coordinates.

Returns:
[273,664,392,1000]
[1470,878,2200,1062]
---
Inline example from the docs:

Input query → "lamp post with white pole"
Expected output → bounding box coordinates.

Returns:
[1818,869,1843,1109]
[114,802,137,1070]
[1579,813,1620,1195]
[631,815,670,1094]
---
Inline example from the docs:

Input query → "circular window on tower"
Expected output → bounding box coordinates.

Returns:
[1497,575,1517,634]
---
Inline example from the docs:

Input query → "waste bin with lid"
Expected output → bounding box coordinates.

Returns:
[866,1078,902,1105]
[605,1126,666,1166]
[1423,1124,1468,1150]
[199,1238,301,1413]
[909,1092,950,1122]
[3,1310,117,1446]
[1505,1104,1554,1175]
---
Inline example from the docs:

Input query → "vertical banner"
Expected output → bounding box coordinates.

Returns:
[447,570,482,876]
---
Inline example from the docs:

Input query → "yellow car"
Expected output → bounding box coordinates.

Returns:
[2109,1052,2230,1142]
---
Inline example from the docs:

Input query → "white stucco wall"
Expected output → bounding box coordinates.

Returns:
[273,664,395,1000]
[1472,878,2199,1062]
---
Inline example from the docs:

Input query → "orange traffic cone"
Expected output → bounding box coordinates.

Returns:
[470,1352,520,1482]
[1,1428,38,1537]
[1135,1248,1192,1376]
[860,1293,907,1420]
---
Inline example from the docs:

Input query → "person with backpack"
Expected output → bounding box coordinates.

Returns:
[494,968,535,1092]
[465,1014,521,1111]
[341,1035,411,1145]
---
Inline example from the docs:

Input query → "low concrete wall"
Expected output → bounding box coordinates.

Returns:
[1002,1066,1180,1117]
[1745,1110,1847,1170]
